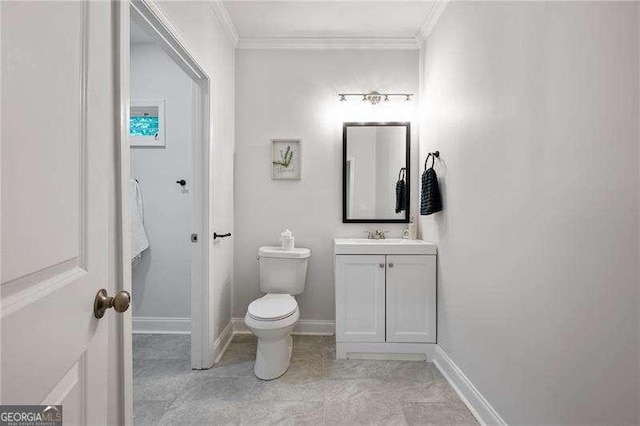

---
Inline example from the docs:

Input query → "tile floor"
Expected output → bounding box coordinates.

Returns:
[133,334,478,425]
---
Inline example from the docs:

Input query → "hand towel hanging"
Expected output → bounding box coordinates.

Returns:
[130,179,150,265]
[420,153,443,215]
[395,168,407,214]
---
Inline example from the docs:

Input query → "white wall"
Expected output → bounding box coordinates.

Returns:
[420,2,640,423]
[130,43,193,322]
[234,49,418,321]
[155,2,236,343]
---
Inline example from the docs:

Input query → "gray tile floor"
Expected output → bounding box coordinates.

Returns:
[133,334,478,425]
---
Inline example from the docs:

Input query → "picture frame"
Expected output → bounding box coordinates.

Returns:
[130,99,166,147]
[272,139,302,180]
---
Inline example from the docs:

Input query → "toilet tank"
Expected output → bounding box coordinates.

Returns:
[258,246,311,295]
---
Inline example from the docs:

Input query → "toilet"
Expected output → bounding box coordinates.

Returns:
[244,246,311,380]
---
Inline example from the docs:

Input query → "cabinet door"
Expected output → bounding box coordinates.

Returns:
[386,255,436,343]
[335,255,386,342]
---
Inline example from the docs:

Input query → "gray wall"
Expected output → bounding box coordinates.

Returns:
[131,43,193,321]
[156,1,237,342]
[234,49,419,320]
[419,2,640,423]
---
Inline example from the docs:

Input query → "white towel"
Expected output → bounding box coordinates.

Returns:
[130,179,149,263]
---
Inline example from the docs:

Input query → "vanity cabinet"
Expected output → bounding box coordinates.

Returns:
[385,255,436,343]
[335,255,386,343]
[335,253,437,345]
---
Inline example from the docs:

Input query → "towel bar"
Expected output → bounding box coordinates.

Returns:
[424,151,440,170]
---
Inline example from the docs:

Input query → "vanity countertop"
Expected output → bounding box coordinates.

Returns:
[334,238,437,255]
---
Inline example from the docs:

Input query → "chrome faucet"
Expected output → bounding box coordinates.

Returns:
[363,230,389,240]
[375,230,389,239]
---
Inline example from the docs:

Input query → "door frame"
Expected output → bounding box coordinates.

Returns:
[116,0,212,423]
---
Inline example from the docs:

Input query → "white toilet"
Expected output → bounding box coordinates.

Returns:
[244,246,310,380]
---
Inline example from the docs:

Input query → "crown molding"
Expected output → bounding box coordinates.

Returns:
[209,0,445,51]
[209,0,239,46]
[416,0,449,44]
[236,37,420,50]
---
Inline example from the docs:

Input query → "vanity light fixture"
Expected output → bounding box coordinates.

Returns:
[338,91,414,105]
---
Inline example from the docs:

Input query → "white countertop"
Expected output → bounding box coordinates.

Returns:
[334,238,437,255]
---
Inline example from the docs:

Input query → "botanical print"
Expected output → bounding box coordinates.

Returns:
[273,145,293,168]
[272,139,301,179]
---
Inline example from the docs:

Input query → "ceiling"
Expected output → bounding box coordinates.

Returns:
[222,1,437,43]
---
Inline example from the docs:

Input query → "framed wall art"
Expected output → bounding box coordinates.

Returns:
[272,139,302,180]
[130,99,165,147]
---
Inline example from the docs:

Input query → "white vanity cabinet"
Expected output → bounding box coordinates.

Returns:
[334,239,437,359]
[335,255,386,343]
[385,255,436,343]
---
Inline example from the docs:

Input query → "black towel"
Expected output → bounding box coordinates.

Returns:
[395,178,407,213]
[420,166,442,215]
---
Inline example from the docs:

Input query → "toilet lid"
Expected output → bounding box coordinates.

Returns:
[248,294,297,321]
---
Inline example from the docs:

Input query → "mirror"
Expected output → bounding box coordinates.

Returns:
[343,122,410,223]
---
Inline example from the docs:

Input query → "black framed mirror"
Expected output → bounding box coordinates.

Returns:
[343,122,410,223]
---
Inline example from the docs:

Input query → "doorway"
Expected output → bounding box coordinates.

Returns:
[118,1,212,422]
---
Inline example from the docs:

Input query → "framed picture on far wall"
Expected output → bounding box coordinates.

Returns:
[272,139,302,180]
[130,99,166,147]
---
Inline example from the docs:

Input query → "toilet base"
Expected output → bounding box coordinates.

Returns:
[254,334,293,380]
[245,310,299,380]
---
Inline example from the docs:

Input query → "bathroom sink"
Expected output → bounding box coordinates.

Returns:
[334,238,436,255]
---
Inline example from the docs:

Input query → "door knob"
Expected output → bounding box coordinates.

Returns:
[388,263,394,268]
[379,263,385,268]
[94,289,131,319]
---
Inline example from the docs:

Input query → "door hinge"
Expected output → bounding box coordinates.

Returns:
[191,234,198,243]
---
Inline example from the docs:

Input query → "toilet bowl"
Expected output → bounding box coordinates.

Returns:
[244,246,310,380]
[245,294,300,379]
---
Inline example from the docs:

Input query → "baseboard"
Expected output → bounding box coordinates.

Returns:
[132,316,191,334]
[432,346,506,426]
[231,317,335,335]
[212,320,234,363]
[336,342,435,360]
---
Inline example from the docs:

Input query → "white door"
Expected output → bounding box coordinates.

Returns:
[1,2,117,423]
[386,255,437,343]
[335,255,386,343]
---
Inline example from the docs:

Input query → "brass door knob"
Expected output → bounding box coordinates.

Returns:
[388,263,394,268]
[94,289,131,319]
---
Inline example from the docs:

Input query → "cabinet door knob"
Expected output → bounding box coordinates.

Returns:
[388,263,394,267]
[379,263,385,268]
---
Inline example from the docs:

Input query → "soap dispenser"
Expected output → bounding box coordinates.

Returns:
[403,216,417,240]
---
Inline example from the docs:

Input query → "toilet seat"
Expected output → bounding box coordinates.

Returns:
[248,294,297,321]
